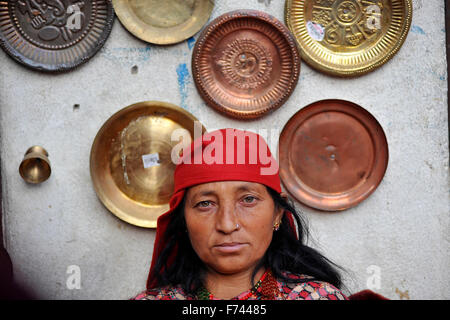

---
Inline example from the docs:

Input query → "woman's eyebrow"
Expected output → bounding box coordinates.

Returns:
[186,191,216,207]
[235,185,261,194]
[194,190,217,197]
[191,184,261,197]
[236,186,252,192]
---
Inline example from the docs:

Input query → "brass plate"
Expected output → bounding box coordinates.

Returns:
[285,0,412,77]
[0,0,114,72]
[90,101,206,228]
[192,10,301,119]
[279,99,388,211]
[112,0,214,45]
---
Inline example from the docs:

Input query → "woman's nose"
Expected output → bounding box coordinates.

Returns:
[215,202,239,234]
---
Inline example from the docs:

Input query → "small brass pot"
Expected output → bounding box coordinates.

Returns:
[19,146,51,184]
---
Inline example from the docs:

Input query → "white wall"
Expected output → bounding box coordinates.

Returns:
[1,0,448,299]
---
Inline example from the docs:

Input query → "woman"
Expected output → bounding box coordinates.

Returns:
[134,128,347,300]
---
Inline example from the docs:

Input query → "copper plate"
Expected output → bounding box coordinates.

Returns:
[0,0,114,72]
[192,10,301,119]
[279,99,388,211]
[285,0,412,77]
[90,101,206,228]
[112,0,214,45]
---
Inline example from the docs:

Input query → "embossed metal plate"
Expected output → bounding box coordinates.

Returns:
[112,0,214,45]
[192,10,301,119]
[285,0,412,76]
[279,99,388,211]
[0,0,114,72]
[90,101,206,228]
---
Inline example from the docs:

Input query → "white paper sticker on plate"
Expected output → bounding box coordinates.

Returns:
[142,153,160,169]
[306,21,325,41]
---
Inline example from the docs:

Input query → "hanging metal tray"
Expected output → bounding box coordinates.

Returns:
[192,10,301,119]
[285,0,412,76]
[112,0,214,45]
[90,101,206,228]
[0,0,114,72]
[279,99,388,211]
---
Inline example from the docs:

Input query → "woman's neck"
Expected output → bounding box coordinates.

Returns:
[204,267,266,299]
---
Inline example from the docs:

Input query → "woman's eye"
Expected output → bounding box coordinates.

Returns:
[242,196,257,204]
[196,200,212,208]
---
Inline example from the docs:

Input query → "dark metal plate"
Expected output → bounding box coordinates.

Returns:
[0,0,114,72]
[279,99,389,211]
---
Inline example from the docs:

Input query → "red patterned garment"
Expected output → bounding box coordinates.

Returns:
[133,271,347,300]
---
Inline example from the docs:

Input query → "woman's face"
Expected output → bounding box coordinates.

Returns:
[184,181,284,276]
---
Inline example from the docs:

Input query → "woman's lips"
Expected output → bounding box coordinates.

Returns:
[213,242,247,253]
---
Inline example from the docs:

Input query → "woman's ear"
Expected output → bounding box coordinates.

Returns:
[273,193,287,221]
[274,192,289,223]
[275,208,284,224]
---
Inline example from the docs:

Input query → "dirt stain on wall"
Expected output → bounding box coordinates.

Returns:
[395,288,410,300]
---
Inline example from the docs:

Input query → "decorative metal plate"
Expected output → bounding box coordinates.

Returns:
[0,0,114,72]
[90,101,206,228]
[285,0,412,76]
[279,99,388,211]
[112,0,214,45]
[192,10,301,119]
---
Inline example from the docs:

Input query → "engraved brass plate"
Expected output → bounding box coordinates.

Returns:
[0,0,114,72]
[112,0,214,45]
[279,99,388,211]
[192,10,301,119]
[90,101,206,228]
[285,0,412,76]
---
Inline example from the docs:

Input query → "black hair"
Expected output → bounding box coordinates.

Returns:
[150,187,344,295]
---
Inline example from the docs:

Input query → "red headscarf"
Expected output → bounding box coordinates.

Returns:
[146,128,293,289]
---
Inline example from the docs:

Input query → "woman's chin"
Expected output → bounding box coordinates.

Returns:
[207,257,256,275]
